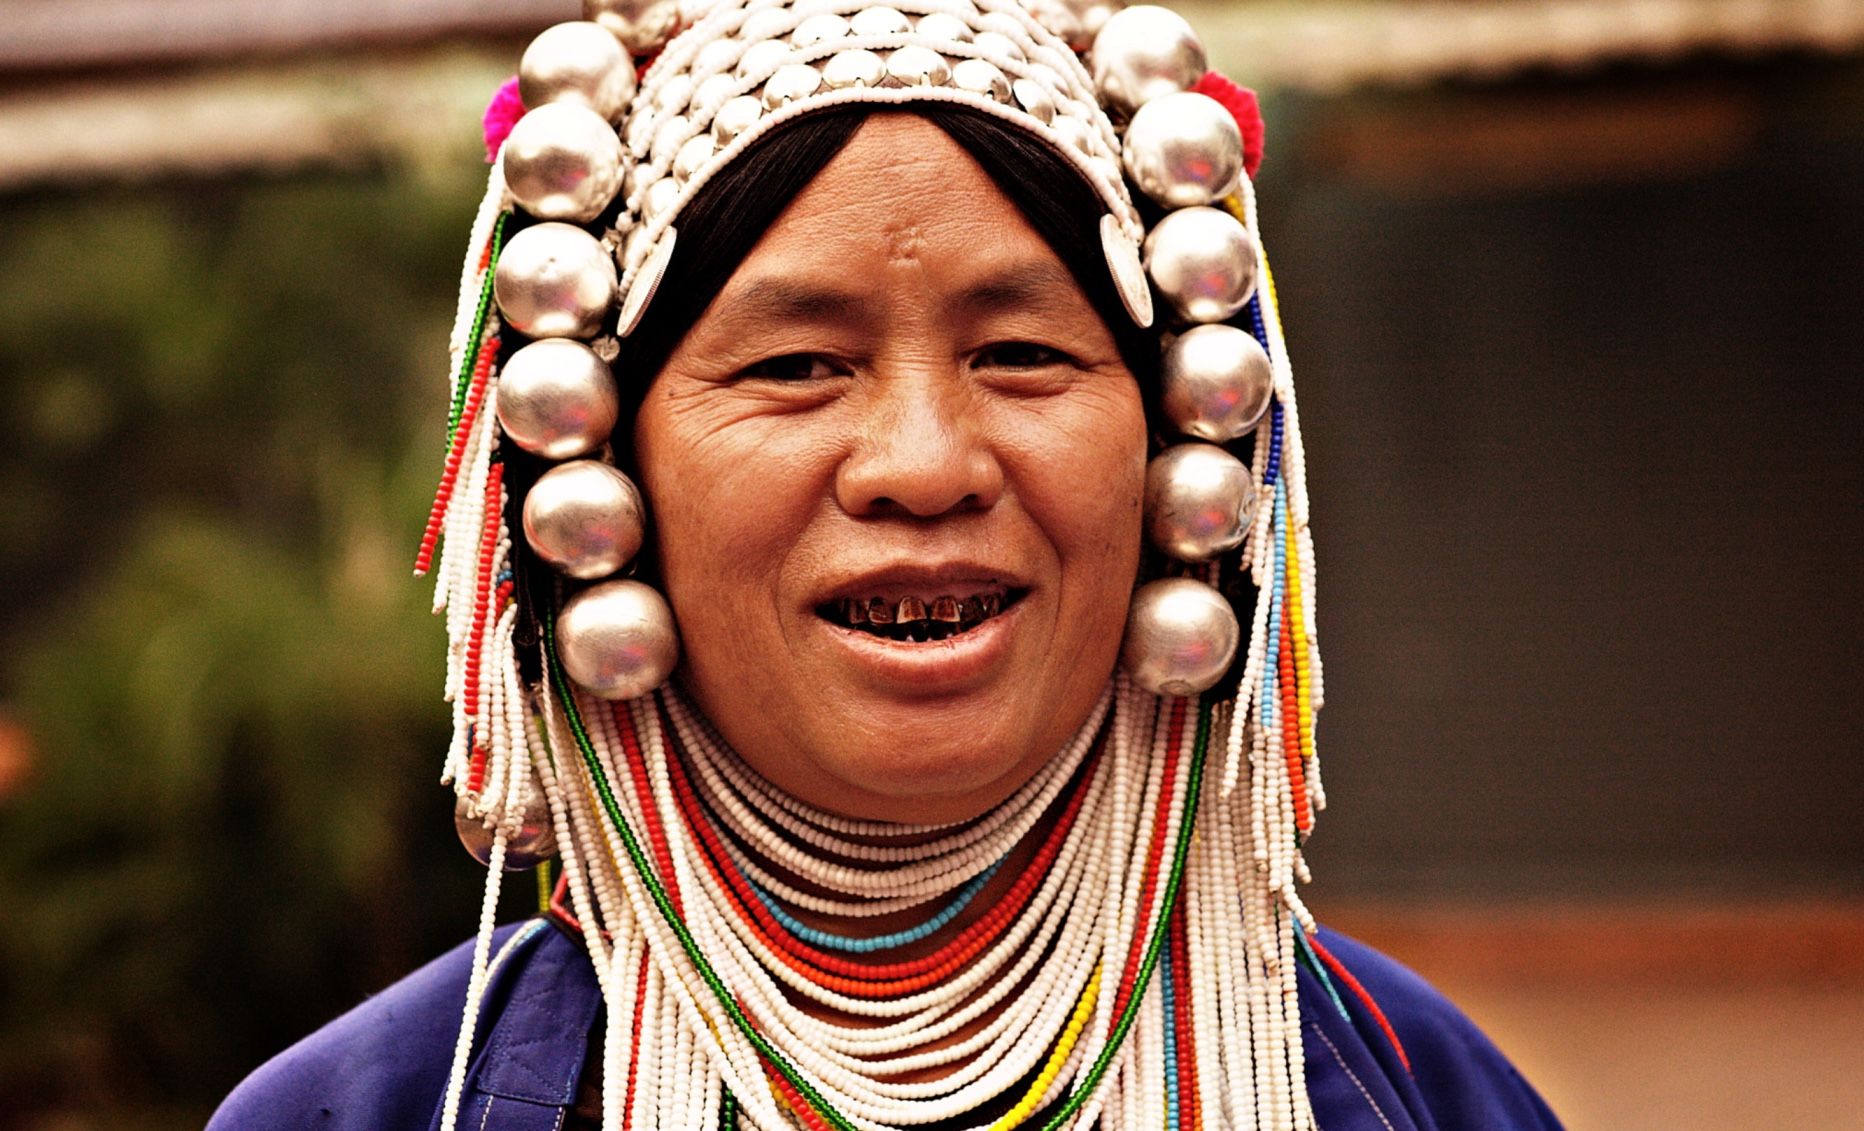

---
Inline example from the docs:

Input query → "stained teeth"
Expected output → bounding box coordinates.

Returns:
[828,591,1014,637]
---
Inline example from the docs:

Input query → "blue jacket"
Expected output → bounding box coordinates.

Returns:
[210,920,1561,1130]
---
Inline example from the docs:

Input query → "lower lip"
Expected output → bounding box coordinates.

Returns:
[818,602,1022,691]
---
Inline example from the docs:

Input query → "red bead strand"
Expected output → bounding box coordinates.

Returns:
[663,742,1097,996]
[413,334,501,576]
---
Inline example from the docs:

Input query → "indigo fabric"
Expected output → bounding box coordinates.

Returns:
[209,923,1561,1131]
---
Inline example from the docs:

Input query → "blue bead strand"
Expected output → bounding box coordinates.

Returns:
[1162,941,1182,1131]
[746,858,1005,954]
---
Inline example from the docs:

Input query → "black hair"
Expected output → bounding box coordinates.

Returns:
[616,103,1160,433]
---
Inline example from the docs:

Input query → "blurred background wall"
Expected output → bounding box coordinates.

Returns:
[0,1,1857,1128]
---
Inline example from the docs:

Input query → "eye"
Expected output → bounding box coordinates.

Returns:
[740,354,846,381]
[972,341,1071,370]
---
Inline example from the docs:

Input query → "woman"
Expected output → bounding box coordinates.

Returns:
[214,2,1562,1129]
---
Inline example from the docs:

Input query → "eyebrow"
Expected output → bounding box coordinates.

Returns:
[718,279,878,326]
[953,262,1083,315]
[714,261,1087,330]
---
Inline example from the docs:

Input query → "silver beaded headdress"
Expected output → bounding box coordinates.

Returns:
[419,3,1328,1129]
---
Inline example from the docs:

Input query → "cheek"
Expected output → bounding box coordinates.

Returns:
[632,389,832,621]
[1010,385,1148,592]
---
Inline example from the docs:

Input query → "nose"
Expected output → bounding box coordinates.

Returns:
[834,371,1004,519]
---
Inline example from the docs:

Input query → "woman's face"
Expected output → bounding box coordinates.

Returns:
[634,115,1146,824]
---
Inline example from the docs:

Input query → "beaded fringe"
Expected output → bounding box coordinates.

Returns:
[420,169,1323,1131]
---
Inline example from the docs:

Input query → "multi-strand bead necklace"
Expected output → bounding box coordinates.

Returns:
[429,648,1320,1131]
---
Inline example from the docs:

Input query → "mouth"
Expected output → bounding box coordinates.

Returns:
[816,587,1027,643]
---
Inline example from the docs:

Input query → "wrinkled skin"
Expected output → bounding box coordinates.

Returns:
[634,115,1146,824]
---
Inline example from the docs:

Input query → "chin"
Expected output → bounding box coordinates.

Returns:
[818,732,1048,824]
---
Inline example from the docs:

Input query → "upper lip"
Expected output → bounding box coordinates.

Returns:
[812,561,1033,607]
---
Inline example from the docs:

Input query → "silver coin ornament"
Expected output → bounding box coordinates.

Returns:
[455,795,559,871]
[952,58,1010,101]
[1122,577,1240,697]
[495,338,620,460]
[557,579,681,700]
[502,102,626,223]
[1144,442,1257,561]
[522,460,645,580]
[764,62,824,107]
[519,21,638,122]
[888,45,952,87]
[1090,5,1206,117]
[1122,91,1243,208]
[824,49,886,90]
[494,222,618,339]
[1143,206,1258,324]
[584,0,680,54]
[713,94,764,146]
[1160,324,1273,442]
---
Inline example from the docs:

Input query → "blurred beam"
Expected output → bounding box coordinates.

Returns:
[5,0,567,71]
[0,52,508,190]
[1184,0,1864,91]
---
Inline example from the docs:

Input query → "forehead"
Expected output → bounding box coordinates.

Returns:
[723,114,1067,296]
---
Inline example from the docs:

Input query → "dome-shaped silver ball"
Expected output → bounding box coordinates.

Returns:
[584,0,680,54]
[1144,442,1257,561]
[496,339,620,460]
[1143,206,1258,324]
[1090,5,1206,117]
[455,794,559,871]
[1122,91,1243,209]
[1160,324,1273,442]
[502,103,625,223]
[557,579,680,700]
[522,460,645,580]
[494,222,617,339]
[1122,577,1239,697]
[519,21,638,122]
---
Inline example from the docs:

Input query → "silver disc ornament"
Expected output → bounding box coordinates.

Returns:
[584,0,680,54]
[556,579,680,700]
[1090,5,1206,117]
[493,221,618,339]
[1144,442,1257,561]
[1122,91,1243,208]
[1122,577,1239,697]
[495,338,620,460]
[1160,324,1273,442]
[502,102,625,223]
[522,460,645,580]
[455,795,559,871]
[519,21,638,122]
[1143,206,1258,324]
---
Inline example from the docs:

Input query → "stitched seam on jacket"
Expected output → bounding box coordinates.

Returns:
[1309,1020,1398,1131]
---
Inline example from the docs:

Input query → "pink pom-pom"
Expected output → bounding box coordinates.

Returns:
[482,76,524,163]
[1193,71,1265,179]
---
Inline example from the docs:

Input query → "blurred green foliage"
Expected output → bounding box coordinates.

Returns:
[0,163,535,1128]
